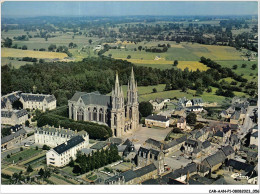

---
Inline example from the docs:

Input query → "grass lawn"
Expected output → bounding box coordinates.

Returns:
[52,174,77,184]
[4,148,42,164]
[5,166,25,173]
[61,166,76,176]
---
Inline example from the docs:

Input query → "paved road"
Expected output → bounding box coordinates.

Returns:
[1,147,20,159]
[238,106,257,139]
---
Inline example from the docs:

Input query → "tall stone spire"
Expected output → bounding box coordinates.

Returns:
[130,67,135,84]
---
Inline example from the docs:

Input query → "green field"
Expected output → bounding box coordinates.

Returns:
[4,148,42,164]
[2,57,33,69]
[111,84,241,104]
[216,60,258,82]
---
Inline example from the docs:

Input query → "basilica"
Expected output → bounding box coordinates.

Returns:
[68,68,139,137]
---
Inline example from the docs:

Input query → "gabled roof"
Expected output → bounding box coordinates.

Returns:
[202,140,211,149]
[21,93,56,102]
[214,130,224,137]
[141,178,160,185]
[53,136,84,155]
[177,117,185,123]
[230,111,240,120]
[90,142,108,150]
[122,139,132,146]
[1,109,28,118]
[70,91,111,107]
[138,147,150,155]
[135,163,157,177]
[227,159,254,172]
[1,127,26,144]
[204,150,226,167]
[251,131,258,138]
[221,145,235,157]
[192,98,203,104]
[146,114,169,122]
[145,138,163,148]
[173,163,197,177]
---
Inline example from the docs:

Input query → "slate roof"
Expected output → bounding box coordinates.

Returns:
[80,148,94,155]
[121,170,137,182]
[1,127,27,144]
[221,145,235,157]
[202,140,211,149]
[70,91,111,107]
[146,114,169,122]
[185,139,198,147]
[227,159,254,172]
[145,138,163,148]
[150,149,160,157]
[53,136,84,155]
[1,91,22,108]
[21,93,56,102]
[192,98,203,105]
[251,131,258,138]
[36,125,87,137]
[163,135,186,150]
[108,137,123,145]
[1,109,28,118]
[177,117,186,123]
[135,163,157,177]
[90,142,108,150]
[214,130,224,137]
[204,150,226,167]
[117,145,127,152]
[231,111,240,120]
[122,139,132,146]
[174,163,197,177]
[141,178,160,185]
[138,147,150,155]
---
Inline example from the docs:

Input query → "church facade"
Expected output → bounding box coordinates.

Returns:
[68,68,139,137]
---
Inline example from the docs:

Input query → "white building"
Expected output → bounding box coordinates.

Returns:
[35,125,89,147]
[20,93,56,112]
[1,109,28,125]
[46,136,87,167]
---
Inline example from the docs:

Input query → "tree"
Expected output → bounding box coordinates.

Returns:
[20,147,23,151]
[69,42,74,48]
[42,145,50,150]
[7,154,10,158]
[27,165,33,173]
[194,123,204,130]
[232,65,238,70]
[39,59,45,63]
[36,146,38,150]
[48,44,56,51]
[25,120,30,127]
[251,64,257,70]
[88,39,92,44]
[186,112,197,125]
[164,81,171,91]
[19,157,23,161]
[38,168,44,177]
[22,45,28,50]
[195,87,203,96]
[173,60,178,66]
[69,157,75,167]
[139,101,153,117]
[241,64,247,68]
[127,55,131,59]
[138,46,142,51]
[4,37,12,48]
[152,88,157,93]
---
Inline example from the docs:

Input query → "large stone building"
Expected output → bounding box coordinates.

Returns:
[1,109,28,125]
[68,68,139,137]
[20,93,56,112]
[35,125,89,148]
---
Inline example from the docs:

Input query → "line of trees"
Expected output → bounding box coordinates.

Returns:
[72,145,121,175]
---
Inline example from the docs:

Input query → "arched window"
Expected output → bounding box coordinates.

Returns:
[93,107,97,121]
[88,108,91,121]
[71,104,74,119]
[77,108,84,121]
[105,110,108,123]
[114,114,117,125]
[129,107,132,119]
[99,108,103,122]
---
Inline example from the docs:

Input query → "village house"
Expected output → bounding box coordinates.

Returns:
[46,135,88,167]
[117,139,135,157]
[145,114,170,128]
[1,109,28,125]
[177,117,186,130]
[179,97,192,107]
[1,91,22,110]
[105,163,157,185]
[135,147,164,174]
[163,135,187,156]
[35,125,89,148]
[201,150,226,172]
[186,106,203,113]
[191,98,204,106]
[149,98,169,112]
[1,125,27,150]
[144,138,163,150]
[20,93,56,112]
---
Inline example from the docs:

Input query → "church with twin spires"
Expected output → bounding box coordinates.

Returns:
[68,68,139,137]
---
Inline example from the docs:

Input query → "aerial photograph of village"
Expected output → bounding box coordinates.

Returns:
[0,1,259,191]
